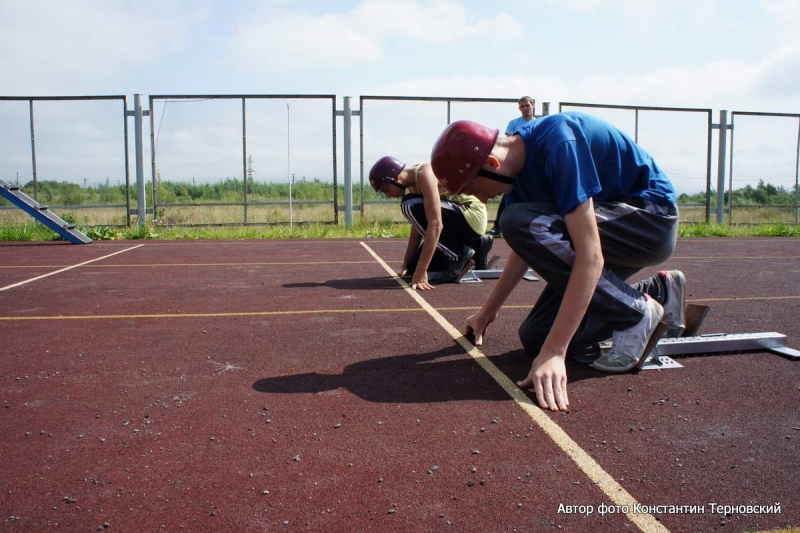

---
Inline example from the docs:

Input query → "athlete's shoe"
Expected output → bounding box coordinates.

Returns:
[438,248,476,283]
[486,227,501,237]
[591,296,668,373]
[472,235,494,270]
[660,270,686,337]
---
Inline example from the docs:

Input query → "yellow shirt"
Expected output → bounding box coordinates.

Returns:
[408,163,487,235]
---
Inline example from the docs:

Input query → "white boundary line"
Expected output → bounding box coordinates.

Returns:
[360,241,670,533]
[0,244,146,292]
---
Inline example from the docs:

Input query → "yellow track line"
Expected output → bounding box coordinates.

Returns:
[0,308,424,321]
[0,244,146,292]
[2,297,799,322]
[359,241,670,533]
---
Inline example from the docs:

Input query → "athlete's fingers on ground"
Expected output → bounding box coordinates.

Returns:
[533,377,552,411]
[463,316,480,342]
[516,374,533,389]
[556,377,570,411]
[473,330,483,346]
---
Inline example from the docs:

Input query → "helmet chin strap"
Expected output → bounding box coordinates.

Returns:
[477,167,514,185]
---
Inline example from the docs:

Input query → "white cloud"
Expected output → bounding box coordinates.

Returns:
[551,0,722,27]
[0,0,208,93]
[365,44,800,115]
[753,41,800,100]
[229,11,385,70]
[226,0,523,71]
[761,0,800,19]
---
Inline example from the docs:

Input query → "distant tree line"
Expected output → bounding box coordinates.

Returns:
[2,177,797,206]
[678,180,798,206]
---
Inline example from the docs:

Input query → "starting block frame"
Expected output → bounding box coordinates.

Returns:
[585,305,799,370]
[640,331,800,370]
[457,268,539,283]
[428,257,539,283]
[639,304,800,370]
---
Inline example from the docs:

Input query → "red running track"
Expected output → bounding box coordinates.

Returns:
[0,237,798,532]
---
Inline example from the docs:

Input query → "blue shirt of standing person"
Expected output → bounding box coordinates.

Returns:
[505,95,536,135]
[488,95,537,236]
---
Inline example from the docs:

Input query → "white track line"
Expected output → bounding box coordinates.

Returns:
[360,241,669,533]
[0,244,146,292]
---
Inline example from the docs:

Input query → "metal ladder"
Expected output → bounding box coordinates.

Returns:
[0,178,91,244]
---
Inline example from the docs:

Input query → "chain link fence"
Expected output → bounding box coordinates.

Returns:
[149,94,337,227]
[0,96,130,227]
[729,112,800,224]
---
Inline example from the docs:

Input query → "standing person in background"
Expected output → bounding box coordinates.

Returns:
[368,156,494,290]
[487,96,537,237]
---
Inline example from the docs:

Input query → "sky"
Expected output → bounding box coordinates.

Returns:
[2,0,800,200]
[2,0,800,114]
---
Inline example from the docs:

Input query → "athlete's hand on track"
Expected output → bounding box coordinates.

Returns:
[411,272,434,291]
[517,354,570,412]
[464,310,495,346]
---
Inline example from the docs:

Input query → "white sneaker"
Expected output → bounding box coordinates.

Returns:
[660,270,686,337]
[592,296,667,373]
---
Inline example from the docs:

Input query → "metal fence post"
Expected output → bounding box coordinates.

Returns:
[127,94,150,227]
[714,110,729,224]
[795,117,800,224]
[337,96,360,229]
[28,100,39,200]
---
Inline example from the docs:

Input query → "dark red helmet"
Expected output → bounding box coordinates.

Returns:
[431,120,499,196]
[369,156,406,193]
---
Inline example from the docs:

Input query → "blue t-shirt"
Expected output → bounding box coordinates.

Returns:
[505,116,536,135]
[511,112,676,215]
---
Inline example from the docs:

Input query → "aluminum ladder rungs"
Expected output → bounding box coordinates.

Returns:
[0,178,92,244]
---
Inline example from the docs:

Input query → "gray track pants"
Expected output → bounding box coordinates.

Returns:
[500,199,679,355]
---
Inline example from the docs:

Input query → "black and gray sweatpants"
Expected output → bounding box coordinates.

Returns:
[501,199,679,356]
[401,193,482,272]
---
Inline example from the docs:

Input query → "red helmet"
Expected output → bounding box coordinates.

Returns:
[431,120,499,196]
[369,156,406,193]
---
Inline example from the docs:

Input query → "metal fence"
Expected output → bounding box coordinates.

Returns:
[149,94,337,227]
[729,112,800,224]
[2,93,798,230]
[0,96,131,227]
[358,95,519,224]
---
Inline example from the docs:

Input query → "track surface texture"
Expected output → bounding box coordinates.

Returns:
[1,237,798,533]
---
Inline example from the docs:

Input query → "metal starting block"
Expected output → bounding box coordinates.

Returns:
[457,268,539,283]
[640,332,800,370]
[426,254,538,284]
[638,304,800,370]
[586,305,800,371]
